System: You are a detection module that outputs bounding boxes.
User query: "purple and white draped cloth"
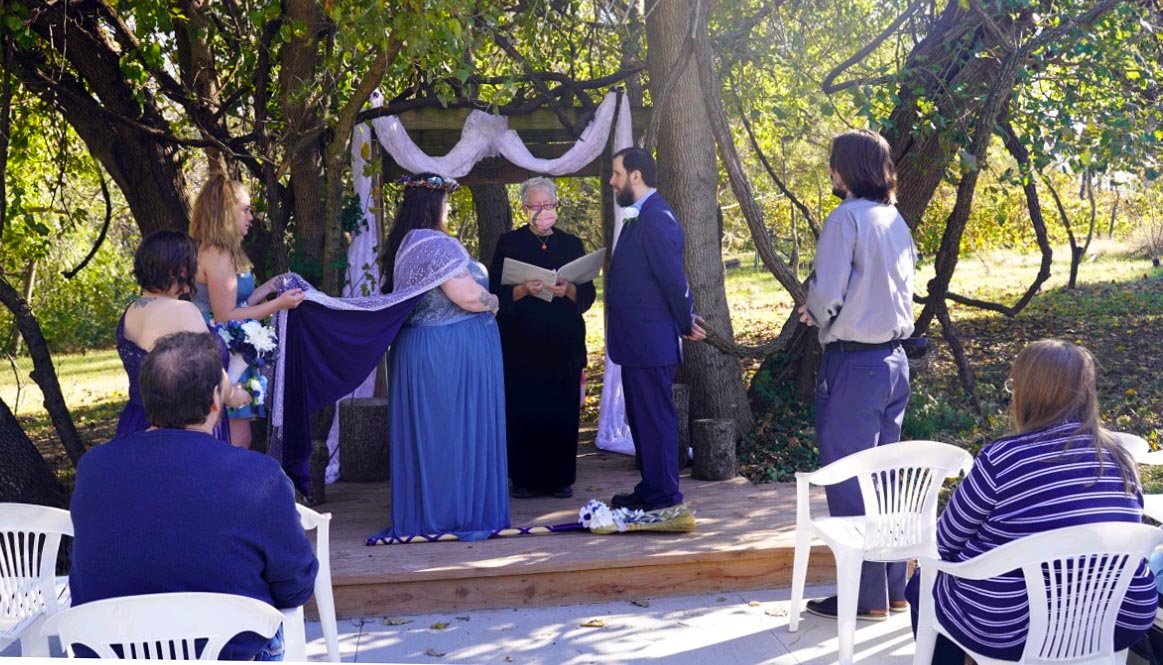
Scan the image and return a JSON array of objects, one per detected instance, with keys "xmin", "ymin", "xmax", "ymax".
[{"xmin": 269, "ymin": 230, "xmax": 471, "ymax": 493}]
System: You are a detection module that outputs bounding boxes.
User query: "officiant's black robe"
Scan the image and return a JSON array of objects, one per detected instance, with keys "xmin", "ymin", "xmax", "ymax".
[{"xmin": 489, "ymin": 228, "xmax": 597, "ymax": 493}]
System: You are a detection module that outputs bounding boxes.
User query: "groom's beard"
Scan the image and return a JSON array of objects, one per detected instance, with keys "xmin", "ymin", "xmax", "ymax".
[
  {"xmin": 615, "ymin": 184, "xmax": 637, "ymax": 208},
  {"xmin": 832, "ymin": 186, "xmax": 848, "ymax": 201}
]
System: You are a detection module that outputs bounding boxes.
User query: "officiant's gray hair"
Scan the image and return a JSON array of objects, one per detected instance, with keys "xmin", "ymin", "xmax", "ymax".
[{"xmin": 519, "ymin": 177, "xmax": 557, "ymax": 204}]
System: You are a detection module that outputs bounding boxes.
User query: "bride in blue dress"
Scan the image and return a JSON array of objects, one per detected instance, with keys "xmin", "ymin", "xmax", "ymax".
[
  {"xmin": 115, "ymin": 231, "xmax": 249, "ymax": 442},
  {"xmin": 373, "ymin": 174, "xmax": 509, "ymax": 542},
  {"xmin": 189, "ymin": 175, "xmax": 305, "ymax": 448}
]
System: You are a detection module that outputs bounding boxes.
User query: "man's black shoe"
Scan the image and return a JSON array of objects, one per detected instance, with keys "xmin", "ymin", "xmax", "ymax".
[
  {"xmin": 551, "ymin": 486, "xmax": 574, "ymax": 499},
  {"xmin": 804, "ymin": 595, "xmax": 887, "ymax": 622},
  {"xmin": 611, "ymin": 493, "xmax": 682, "ymax": 511},
  {"xmin": 611, "ymin": 492, "xmax": 646, "ymax": 509}
]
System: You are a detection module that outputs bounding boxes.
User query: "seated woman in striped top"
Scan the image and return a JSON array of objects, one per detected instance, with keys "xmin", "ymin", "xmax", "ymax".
[{"xmin": 905, "ymin": 339, "xmax": 1155, "ymax": 664}]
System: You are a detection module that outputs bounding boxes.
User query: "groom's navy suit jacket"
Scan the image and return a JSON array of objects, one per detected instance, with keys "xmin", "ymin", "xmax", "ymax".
[{"xmin": 606, "ymin": 192, "xmax": 694, "ymax": 368}]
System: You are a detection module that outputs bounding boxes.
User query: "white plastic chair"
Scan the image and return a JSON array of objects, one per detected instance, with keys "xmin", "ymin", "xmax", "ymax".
[
  {"xmin": 913, "ymin": 522, "xmax": 1163, "ymax": 665},
  {"xmin": 0, "ymin": 503, "xmax": 73, "ymax": 657},
  {"xmin": 282, "ymin": 505, "xmax": 339, "ymax": 663},
  {"xmin": 42, "ymin": 591, "xmax": 283, "ymax": 659},
  {"xmin": 1115, "ymin": 431, "xmax": 1153, "ymax": 464},
  {"xmin": 788, "ymin": 440, "xmax": 973, "ymax": 665}
]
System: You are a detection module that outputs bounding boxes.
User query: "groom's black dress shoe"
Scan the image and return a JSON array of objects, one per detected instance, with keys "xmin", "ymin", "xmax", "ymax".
[
  {"xmin": 611, "ymin": 492, "xmax": 681, "ymax": 511},
  {"xmin": 611, "ymin": 492, "xmax": 641, "ymax": 508}
]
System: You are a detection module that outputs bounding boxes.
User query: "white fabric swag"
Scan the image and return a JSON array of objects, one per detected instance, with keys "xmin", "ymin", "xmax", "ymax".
[{"xmin": 331, "ymin": 90, "xmax": 637, "ymax": 482}]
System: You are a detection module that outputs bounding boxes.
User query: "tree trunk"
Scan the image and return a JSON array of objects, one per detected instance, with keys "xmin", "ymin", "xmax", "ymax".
[
  {"xmin": 0, "ymin": 275, "xmax": 86, "ymax": 466},
  {"xmin": 884, "ymin": 3, "xmax": 1016, "ymax": 229},
  {"xmin": 1068, "ymin": 246, "xmax": 1083, "ymax": 289},
  {"xmin": 0, "ymin": 396, "xmax": 67, "ymax": 508},
  {"xmin": 691, "ymin": 418, "xmax": 736, "ymax": 481},
  {"xmin": 279, "ymin": 0, "xmax": 329, "ymax": 286},
  {"xmin": 174, "ymin": 0, "xmax": 228, "ymax": 176},
  {"xmin": 1107, "ymin": 188, "xmax": 1120, "ymax": 238},
  {"xmin": 471, "ymin": 184, "xmax": 514, "ymax": 265},
  {"xmin": 645, "ymin": 0, "xmax": 752, "ymax": 436}
]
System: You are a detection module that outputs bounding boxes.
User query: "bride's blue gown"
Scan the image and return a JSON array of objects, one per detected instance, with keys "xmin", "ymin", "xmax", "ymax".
[{"xmin": 375, "ymin": 261, "xmax": 509, "ymax": 541}]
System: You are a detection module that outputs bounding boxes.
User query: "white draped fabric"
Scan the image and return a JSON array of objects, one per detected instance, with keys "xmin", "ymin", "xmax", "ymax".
[
  {"xmin": 334, "ymin": 90, "xmax": 637, "ymax": 483},
  {"xmin": 595, "ymin": 98, "xmax": 636, "ymax": 456},
  {"xmin": 369, "ymin": 92, "xmax": 622, "ymax": 178}
]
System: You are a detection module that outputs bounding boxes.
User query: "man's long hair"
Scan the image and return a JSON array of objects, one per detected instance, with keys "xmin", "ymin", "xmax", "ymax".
[{"xmin": 829, "ymin": 130, "xmax": 897, "ymax": 205}]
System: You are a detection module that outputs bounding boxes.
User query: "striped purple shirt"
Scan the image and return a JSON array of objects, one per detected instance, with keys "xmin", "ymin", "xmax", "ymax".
[{"xmin": 934, "ymin": 421, "xmax": 1155, "ymax": 659}]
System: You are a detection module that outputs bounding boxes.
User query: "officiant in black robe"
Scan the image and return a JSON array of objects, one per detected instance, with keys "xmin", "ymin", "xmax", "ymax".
[{"xmin": 488, "ymin": 177, "xmax": 597, "ymax": 499}]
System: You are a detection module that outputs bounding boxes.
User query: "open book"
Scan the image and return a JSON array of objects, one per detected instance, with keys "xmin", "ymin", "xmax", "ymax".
[{"xmin": 501, "ymin": 248, "xmax": 607, "ymax": 303}]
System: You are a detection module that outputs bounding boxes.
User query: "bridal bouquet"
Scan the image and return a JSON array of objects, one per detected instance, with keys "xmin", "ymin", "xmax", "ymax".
[{"xmin": 215, "ymin": 319, "xmax": 278, "ymax": 384}]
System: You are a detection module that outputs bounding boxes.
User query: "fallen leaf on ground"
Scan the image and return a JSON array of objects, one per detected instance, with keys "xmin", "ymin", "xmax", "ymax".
[
  {"xmin": 430, "ymin": 622, "xmax": 449, "ymax": 630},
  {"xmin": 505, "ymin": 658, "xmax": 514, "ymax": 663},
  {"xmin": 747, "ymin": 601, "xmax": 761, "ymax": 607},
  {"xmin": 381, "ymin": 617, "xmax": 413, "ymax": 626},
  {"xmin": 716, "ymin": 597, "xmax": 727, "ymax": 602},
  {"xmin": 631, "ymin": 599, "xmax": 651, "ymax": 608},
  {"xmin": 425, "ymin": 647, "xmax": 446, "ymax": 657},
  {"xmin": 580, "ymin": 618, "xmax": 606, "ymax": 628},
  {"xmin": 456, "ymin": 616, "xmax": 471, "ymax": 622},
  {"xmin": 765, "ymin": 607, "xmax": 788, "ymax": 617}
]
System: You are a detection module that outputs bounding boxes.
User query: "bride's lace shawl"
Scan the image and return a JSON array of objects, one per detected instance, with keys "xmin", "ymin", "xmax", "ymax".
[{"xmin": 268, "ymin": 229, "xmax": 466, "ymax": 483}]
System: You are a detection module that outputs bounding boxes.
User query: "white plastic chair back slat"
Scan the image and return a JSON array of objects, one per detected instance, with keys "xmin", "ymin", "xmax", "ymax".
[
  {"xmin": 860, "ymin": 465, "xmax": 942, "ymax": 553},
  {"xmin": 789, "ymin": 441, "xmax": 973, "ymax": 665},
  {"xmin": 292, "ymin": 504, "xmax": 339, "ymax": 663},
  {"xmin": 0, "ymin": 503, "xmax": 72, "ymax": 657},
  {"xmin": 41, "ymin": 591, "xmax": 284, "ymax": 660},
  {"xmin": 914, "ymin": 522, "xmax": 1163, "ymax": 665},
  {"xmin": 1113, "ymin": 431, "xmax": 1151, "ymax": 464}
]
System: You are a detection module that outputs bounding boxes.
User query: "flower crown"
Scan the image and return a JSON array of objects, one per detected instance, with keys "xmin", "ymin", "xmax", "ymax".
[{"xmin": 401, "ymin": 174, "xmax": 459, "ymax": 192}]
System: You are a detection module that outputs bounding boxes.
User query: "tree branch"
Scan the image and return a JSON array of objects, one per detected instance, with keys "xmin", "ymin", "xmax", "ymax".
[
  {"xmin": 821, "ymin": 0, "xmax": 926, "ymax": 94},
  {"xmin": 488, "ymin": 26, "xmax": 581, "ymax": 138},
  {"xmin": 967, "ymin": 0, "xmax": 1014, "ymax": 51},
  {"xmin": 0, "ymin": 274, "xmax": 86, "ymax": 465},
  {"xmin": 62, "ymin": 168, "xmax": 113, "ymax": 280},
  {"xmin": 732, "ymin": 89, "xmax": 820, "ymax": 239}
]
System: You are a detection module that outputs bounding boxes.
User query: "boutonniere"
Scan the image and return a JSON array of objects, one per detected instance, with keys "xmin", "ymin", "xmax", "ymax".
[{"xmin": 621, "ymin": 207, "xmax": 640, "ymax": 223}]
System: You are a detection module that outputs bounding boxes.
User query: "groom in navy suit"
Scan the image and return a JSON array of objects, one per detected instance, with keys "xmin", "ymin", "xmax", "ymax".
[{"xmin": 606, "ymin": 147, "xmax": 705, "ymax": 511}]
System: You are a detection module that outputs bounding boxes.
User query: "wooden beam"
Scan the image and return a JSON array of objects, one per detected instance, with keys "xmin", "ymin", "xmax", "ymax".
[
  {"xmin": 311, "ymin": 545, "xmax": 836, "ymax": 619},
  {"xmin": 392, "ymin": 106, "xmax": 651, "ymax": 134}
]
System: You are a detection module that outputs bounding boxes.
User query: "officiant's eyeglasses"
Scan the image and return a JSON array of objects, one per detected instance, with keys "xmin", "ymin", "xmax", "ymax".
[{"xmin": 523, "ymin": 202, "xmax": 558, "ymax": 211}]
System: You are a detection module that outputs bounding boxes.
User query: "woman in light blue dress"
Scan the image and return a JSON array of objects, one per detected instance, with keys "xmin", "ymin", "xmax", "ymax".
[
  {"xmin": 189, "ymin": 175, "xmax": 306, "ymax": 448},
  {"xmin": 372, "ymin": 173, "xmax": 510, "ymax": 542}
]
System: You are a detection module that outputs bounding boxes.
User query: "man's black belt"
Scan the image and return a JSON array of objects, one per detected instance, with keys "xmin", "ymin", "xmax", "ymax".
[{"xmin": 824, "ymin": 340, "xmax": 902, "ymax": 353}]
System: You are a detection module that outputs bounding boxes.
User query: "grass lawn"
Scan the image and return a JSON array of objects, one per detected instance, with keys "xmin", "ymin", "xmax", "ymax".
[{"xmin": 6, "ymin": 239, "xmax": 1162, "ymax": 488}]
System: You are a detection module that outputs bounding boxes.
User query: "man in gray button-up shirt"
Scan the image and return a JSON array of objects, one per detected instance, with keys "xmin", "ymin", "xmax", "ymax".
[{"xmin": 799, "ymin": 129, "xmax": 917, "ymax": 623}]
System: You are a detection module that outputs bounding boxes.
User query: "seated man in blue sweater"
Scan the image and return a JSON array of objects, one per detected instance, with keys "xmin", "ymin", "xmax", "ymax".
[{"xmin": 69, "ymin": 331, "xmax": 318, "ymax": 661}]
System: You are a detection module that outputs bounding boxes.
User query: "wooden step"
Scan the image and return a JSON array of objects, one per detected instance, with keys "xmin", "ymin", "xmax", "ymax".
[{"xmin": 314, "ymin": 444, "xmax": 835, "ymax": 619}]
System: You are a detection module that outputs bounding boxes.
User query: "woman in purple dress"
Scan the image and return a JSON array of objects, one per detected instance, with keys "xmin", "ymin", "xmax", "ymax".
[{"xmin": 115, "ymin": 231, "xmax": 250, "ymax": 443}]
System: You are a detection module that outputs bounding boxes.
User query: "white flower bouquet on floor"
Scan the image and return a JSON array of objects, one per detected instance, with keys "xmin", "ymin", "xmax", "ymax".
[{"xmin": 578, "ymin": 499, "xmax": 695, "ymax": 534}]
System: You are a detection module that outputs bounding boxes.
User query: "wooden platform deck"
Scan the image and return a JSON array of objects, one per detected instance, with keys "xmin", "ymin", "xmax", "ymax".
[{"xmin": 316, "ymin": 432, "xmax": 835, "ymax": 619}]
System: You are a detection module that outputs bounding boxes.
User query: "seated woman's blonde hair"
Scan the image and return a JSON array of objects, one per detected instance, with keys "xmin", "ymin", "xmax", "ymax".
[{"xmin": 1009, "ymin": 339, "xmax": 1137, "ymax": 492}]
